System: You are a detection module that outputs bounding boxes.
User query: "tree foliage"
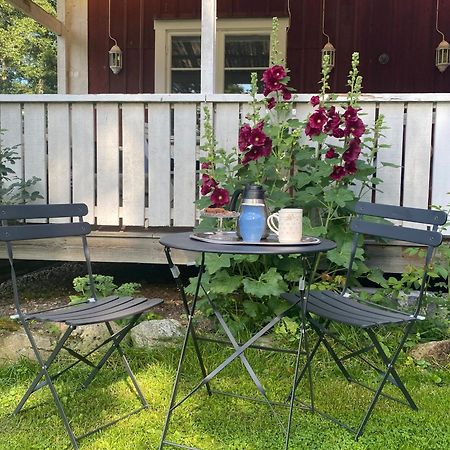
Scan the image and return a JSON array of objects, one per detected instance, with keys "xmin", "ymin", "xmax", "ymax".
[{"xmin": 0, "ymin": 0, "xmax": 57, "ymax": 93}]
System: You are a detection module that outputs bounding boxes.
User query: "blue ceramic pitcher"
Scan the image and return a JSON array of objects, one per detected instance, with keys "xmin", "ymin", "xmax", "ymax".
[
  {"xmin": 238, "ymin": 203, "xmax": 266, "ymax": 242},
  {"xmin": 230, "ymin": 184, "xmax": 270, "ymax": 239}
]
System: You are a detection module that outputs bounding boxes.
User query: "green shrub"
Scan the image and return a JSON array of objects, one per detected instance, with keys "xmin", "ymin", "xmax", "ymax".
[{"xmin": 69, "ymin": 274, "xmax": 140, "ymax": 304}]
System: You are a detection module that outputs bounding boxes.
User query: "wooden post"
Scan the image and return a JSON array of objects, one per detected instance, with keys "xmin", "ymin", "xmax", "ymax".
[
  {"xmin": 201, "ymin": 0, "xmax": 216, "ymax": 94},
  {"xmin": 57, "ymin": 0, "xmax": 89, "ymax": 94}
]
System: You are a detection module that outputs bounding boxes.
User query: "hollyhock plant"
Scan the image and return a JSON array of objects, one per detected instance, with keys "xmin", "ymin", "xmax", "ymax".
[{"xmin": 193, "ymin": 17, "xmax": 388, "ymax": 332}]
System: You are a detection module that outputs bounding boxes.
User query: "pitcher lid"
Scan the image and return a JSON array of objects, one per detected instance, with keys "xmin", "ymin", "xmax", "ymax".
[{"xmin": 243, "ymin": 184, "xmax": 265, "ymax": 200}]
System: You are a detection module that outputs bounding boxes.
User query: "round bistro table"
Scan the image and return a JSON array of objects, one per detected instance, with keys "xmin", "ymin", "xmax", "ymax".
[{"xmin": 158, "ymin": 231, "xmax": 336, "ymax": 450}]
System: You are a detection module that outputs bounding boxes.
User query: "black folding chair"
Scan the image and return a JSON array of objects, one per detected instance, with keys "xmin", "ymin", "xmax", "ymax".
[
  {"xmin": 282, "ymin": 201, "xmax": 447, "ymax": 440},
  {"xmin": 0, "ymin": 203, "xmax": 163, "ymax": 449}
]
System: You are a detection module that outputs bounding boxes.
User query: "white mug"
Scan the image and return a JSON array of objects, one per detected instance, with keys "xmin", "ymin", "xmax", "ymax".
[{"xmin": 267, "ymin": 208, "xmax": 303, "ymax": 243}]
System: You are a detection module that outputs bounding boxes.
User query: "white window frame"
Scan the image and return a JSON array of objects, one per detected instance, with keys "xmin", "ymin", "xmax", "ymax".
[{"xmin": 154, "ymin": 18, "xmax": 289, "ymax": 93}]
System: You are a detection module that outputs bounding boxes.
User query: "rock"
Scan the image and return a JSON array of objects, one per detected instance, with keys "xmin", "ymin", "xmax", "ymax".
[
  {"xmin": 410, "ymin": 340, "xmax": 450, "ymax": 365},
  {"xmin": 69, "ymin": 322, "xmax": 122, "ymax": 354},
  {"xmin": 131, "ymin": 319, "xmax": 183, "ymax": 348},
  {"xmin": 0, "ymin": 330, "xmax": 55, "ymax": 363}
]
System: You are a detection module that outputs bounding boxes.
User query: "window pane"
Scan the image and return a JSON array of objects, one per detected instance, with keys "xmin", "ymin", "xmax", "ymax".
[
  {"xmin": 171, "ymin": 70, "xmax": 200, "ymax": 93},
  {"xmin": 224, "ymin": 35, "xmax": 270, "ymax": 69},
  {"xmin": 172, "ymin": 36, "xmax": 201, "ymax": 68},
  {"xmin": 224, "ymin": 69, "xmax": 265, "ymax": 94}
]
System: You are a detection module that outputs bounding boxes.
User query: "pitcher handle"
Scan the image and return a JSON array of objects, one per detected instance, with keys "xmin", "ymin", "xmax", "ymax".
[{"xmin": 229, "ymin": 188, "xmax": 243, "ymax": 211}]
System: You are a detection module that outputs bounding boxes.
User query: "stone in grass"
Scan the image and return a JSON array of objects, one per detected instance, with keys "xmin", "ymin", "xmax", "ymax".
[
  {"xmin": 410, "ymin": 339, "xmax": 450, "ymax": 366},
  {"xmin": 131, "ymin": 319, "xmax": 183, "ymax": 349},
  {"xmin": 69, "ymin": 322, "xmax": 122, "ymax": 354},
  {"xmin": 0, "ymin": 330, "xmax": 55, "ymax": 363}
]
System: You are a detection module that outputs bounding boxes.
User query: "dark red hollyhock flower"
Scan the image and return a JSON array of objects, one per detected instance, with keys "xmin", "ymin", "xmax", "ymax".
[
  {"xmin": 343, "ymin": 138, "xmax": 361, "ymax": 162},
  {"xmin": 330, "ymin": 165, "xmax": 347, "ymax": 181},
  {"xmin": 332, "ymin": 127, "xmax": 345, "ymax": 138},
  {"xmin": 262, "ymin": 65, "xmax": 287, "ymax": 93},
  {"xmin": 345, "ymin": 116, "xmax": 365, "ymax": 138},
  {"xmin": 281, "ymin": 87, "xmax": 292, "ymax": 101},
  {"xmin": 267, "ymin": 97, "xmax": 276, "ymax": 109},
  {"xmin": 324, "ymin": 106, "xmax": 342, "ymax": 135},
  {"xmin": 325, "ymin": 148, "xmax": 337, "ymax": 159},
  {"xmin": 305, "ymin": 107, "xmax": 328, "ymax": 136},
  {"xmin": 269, "ymin": 65, "xmax": 287, "ymax": 81},
  {"xmin": 344, "ymin": 160, "xmax": 357, "ymax": 174},
  {"xmin": 255, "ymin": 120, "xmax": 265, "ymax": 131},
  {"xmin": 201, "ymin": 174, "xmax": 218, "ymax": 195},
  {"xmin": 343, "ymin": 105, "xmax": 359, "ymax": 120},
  {"xmin": 238, "ymin": 123, "xmax": 252, "ymax": 151},
  {"xmin": 211, "ymin": 187, "xmax": 230, "ymax": 208},
  {"xmin": 263, "ymin": 65, "xmax": 286, "ymax": 83},
  {"xmin": 310, "ymin": 95, "xmax": 320, "ymax": 107},
  {"xmin": 250, "ymin": 126, "xmax": 267, "ymax": 146},
  {"xmin": 201, "ymin": 162, "xmax": 211, "ymax": 169},
  {"xmin": 241, "ymin": 145, "xmax": 268, "ymax": 165},
  {"xmin": 263, "ymin": 86, "xmax": 272, "ymax": 97},
  {"xmin": 259, "ymin": 138, "xmax": 272, "ymax": 157}
]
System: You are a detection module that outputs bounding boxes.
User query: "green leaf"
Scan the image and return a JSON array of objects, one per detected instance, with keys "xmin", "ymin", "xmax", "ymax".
[
  {"xmin": 209, "ymin": 270, "xmax": 243, "ymax": 295},
  {"xmin": 243, "ymin": 300, "xmax": 260, "ymax": 318},
  {"xmin": 243, "ymin": 267, "xmax": 288, "ymax": 298},
  {"xmin": 323, "ymin": 187, "xmax": 355, "ymax": 208},
  {"xmin": 205, "ymin": 253, "xmax": 232, "ymax": 274}
]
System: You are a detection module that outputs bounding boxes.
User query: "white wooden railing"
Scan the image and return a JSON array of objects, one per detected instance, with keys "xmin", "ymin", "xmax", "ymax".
[{"xmin": 0, "ymin": 93, "xmax": 449, "ymax": 233}]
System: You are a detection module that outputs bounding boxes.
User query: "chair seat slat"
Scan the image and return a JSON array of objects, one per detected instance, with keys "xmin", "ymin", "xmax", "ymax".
[
  {"xmin": 36, "ymin": 297, "xmax": 137, "ymax": 322},
  {"xmin": 69, "ymin": 298, "xmax": 163, "ymax": 326},
  {"xmin": 27, "ymin": 296, "xmax": 122, "ymax": 321}
]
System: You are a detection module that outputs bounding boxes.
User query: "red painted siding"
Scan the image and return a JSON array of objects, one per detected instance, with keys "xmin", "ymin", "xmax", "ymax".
[{"xmin": 88, "ymin": 0, "xmax": 450, "ymax": 94}]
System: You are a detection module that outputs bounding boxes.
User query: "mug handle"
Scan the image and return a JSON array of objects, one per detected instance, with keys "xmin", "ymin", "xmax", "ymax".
[{"xmin": 267, "ymin": 213, "xmax": 279, "ymax": 235}]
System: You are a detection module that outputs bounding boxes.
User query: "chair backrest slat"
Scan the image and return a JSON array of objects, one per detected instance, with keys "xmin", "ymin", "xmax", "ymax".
[
  {"xmin": 355, "ymin": 201, "xmax": 447, "ymax": 226},
  {"xmin": 350, "ymin": 218, "xmax": 443, "ymax": 247},
  {"xmin": 0, "ymin": 222, "xmax": 91, "ymax": 241},
  {"xmin": 0, "ymin": 203, "xmax": 88, "ymax": 220}
]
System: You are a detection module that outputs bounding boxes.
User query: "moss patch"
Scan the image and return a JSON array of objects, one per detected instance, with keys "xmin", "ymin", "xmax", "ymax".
[{"xmin": 0, "ymin": 317, "xmax": 20, "ymax": 332}]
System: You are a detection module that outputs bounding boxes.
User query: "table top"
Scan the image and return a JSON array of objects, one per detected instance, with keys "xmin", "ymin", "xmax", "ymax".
[{"xmin": 160, "ymin": 231, "xmax": 336, "ymax": 255}]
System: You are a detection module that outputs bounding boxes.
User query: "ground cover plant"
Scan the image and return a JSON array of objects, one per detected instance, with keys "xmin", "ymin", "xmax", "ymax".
[{"xmin": 0, "ymin": 342, "xmax": 449, "ymax": 449}]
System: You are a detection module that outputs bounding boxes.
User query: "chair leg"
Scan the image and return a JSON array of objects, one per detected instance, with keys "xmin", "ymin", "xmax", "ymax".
[
  {"xmin": 81, "ymin": 317, "xmax": 139, "ymax": 389},
  {"xmin": 310, "ymin": 322, "xmax": 352, "ymax": 382},
  {"xmin": 14, "ymin": 321, "xmax": 80, "ymax": 449},
  {"xmin": 285, "ymin": 310, "xmax": 309, "ymax": 450},
  {"xmin": 14, "ymin": 325, "xmax": 74, "ymax": 414},
  {"xmin": 105, "ymin": 320, "xmax": 148, "ymax": 407},
  {"xmin": 355, "ymin": 325, "xmax": 415, "ymax": 440}
]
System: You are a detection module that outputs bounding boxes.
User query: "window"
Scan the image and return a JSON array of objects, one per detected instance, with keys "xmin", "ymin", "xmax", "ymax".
[{"xmin": 154, "ymin": 18, "xmax": 288, "ymax": 93}]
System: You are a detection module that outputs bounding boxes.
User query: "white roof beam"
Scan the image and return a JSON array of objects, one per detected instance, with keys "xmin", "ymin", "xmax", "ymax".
[{"xmin": 6, "ymin": 0, "xmax": 64, "ymax": 36}]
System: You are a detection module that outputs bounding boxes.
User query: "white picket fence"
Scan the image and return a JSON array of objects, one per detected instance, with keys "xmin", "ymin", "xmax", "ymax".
[{"xmin": 0, "ymin": 93, "xmax": 449, "ymax": 234}]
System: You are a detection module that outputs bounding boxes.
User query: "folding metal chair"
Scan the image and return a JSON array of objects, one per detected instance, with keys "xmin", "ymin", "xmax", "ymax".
[
  {"xmin": 0, "ymin": 203, "xmax": 163, "ymax": 449},
  {"xmin": 282, "ymin": 201, "xmax": 447, "ymax": 440}
]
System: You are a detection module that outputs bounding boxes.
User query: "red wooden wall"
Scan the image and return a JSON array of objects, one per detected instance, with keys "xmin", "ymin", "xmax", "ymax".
[{"xmin": 88, "ymin": 0, "xmax": 450, "ymax": 94}]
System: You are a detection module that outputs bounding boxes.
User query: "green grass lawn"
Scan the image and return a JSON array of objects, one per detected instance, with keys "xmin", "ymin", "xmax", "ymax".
[{"xmin": 0, "ymin": 341, "xmax": 449, "ymax": 450}]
